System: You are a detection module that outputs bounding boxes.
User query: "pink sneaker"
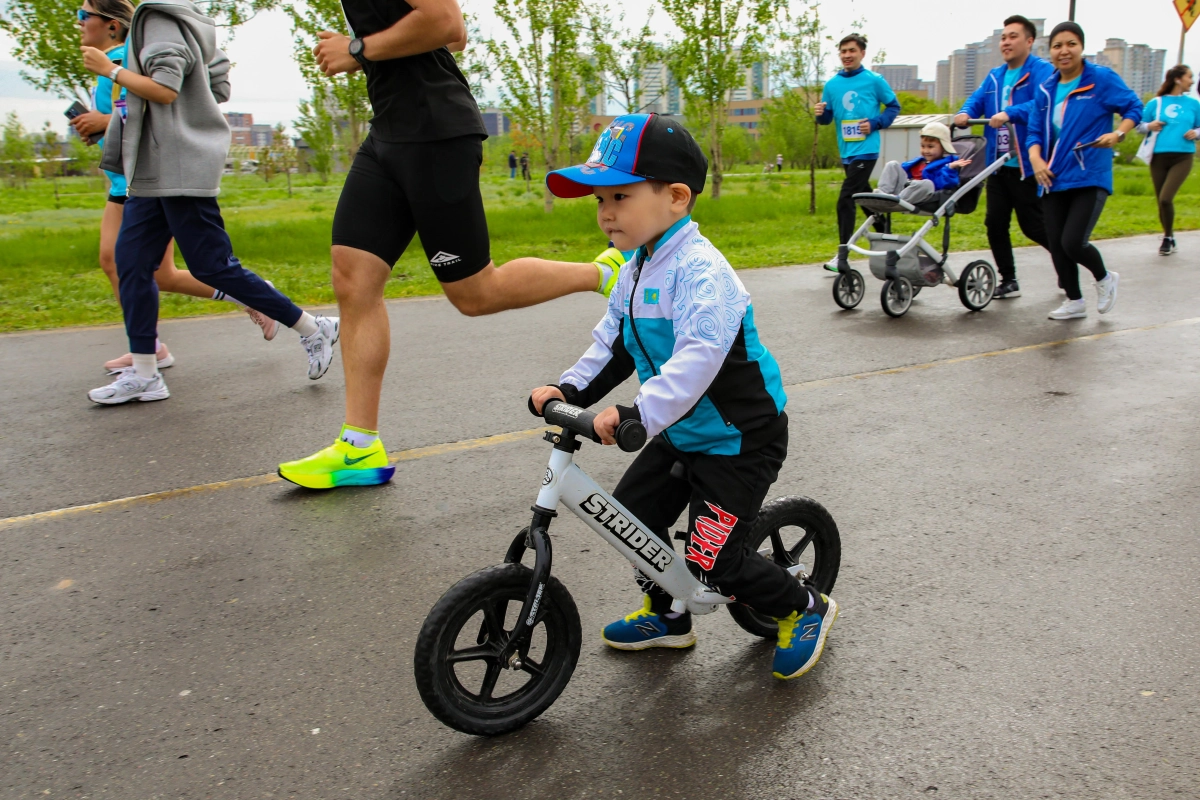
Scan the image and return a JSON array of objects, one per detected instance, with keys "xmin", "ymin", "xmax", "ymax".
[
  {"xmin": 246, "ymin": 306, "xmax": 279, "ymax": 340},
  {"xmin": 104, "ymin": 343, "xmax": 175, "ymax": 372}
]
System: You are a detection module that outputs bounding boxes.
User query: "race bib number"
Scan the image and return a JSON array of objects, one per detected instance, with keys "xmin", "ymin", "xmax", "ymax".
[
  {"xmin": 841, "ymin": 119, "xmax": 866, "ymax": 142},
  {"xmin": 995, "ymin": 126, "xmax": 1011, "ymax": 154}
]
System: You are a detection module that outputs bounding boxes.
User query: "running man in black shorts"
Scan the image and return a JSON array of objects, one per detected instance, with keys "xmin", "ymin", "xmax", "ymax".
[{"xmin": 278, "ymin": 0, "xmax": 625, "ymax": 489}]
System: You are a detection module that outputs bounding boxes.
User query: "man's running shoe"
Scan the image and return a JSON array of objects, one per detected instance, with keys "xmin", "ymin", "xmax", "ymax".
[
  {"xmin": 593, "ymin": 247, "xmax": 626, "ymax": 297},
  {"xmin": 823, "ymin": 257, "xmax": 840, "ymax": 273},
  {"xmin": 1048, "ymin": 298, "xmax": 1087, "ymax": 320},
  {"xmin": 1159, "ymin": 237, "xmax": 1177, "ymax": 256},
  {"xmin": 601, "ymin": 595, "xmax": 696, "ymax": 651},
  {"xmin": 105, "ymin": 342, "xmax": 174, "ymax": 373},
  {"xmin": 277, "ymin": 438, "xmax": 395, "ymax": 489},
  {"xmin": 301, "ymin": 315, "xmax": 340, "ymax": 380},
  {"xmin": 772, "ymin": 593, "xmax": 838, "ymax": 680},
  {"xmin": 88, "ymin": 371, "xmax": 169, "ymax": 405},
  {"xmin": 1096, "ymin": 271, "xmax": 1119, "ymax": 315},
  {"xmin": 994, "ymin": 278, "xmax": 1021, "ymax": 299}
]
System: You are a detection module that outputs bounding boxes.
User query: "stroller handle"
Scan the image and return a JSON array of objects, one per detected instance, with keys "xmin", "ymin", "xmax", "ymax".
[{"xmin": 955, "ymin": 118, "xmax": 1018, "ymax": 159}]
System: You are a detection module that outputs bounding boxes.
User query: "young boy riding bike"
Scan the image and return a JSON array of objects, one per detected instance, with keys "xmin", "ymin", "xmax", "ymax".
[{"xmin": 529, "ymin": 113, "xmax": 837, "ymax": 680}]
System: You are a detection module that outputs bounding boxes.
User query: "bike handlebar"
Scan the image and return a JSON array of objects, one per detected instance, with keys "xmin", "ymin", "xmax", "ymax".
[{"xmin": 536, "ymin": 398, "xmax": 647, "ymax": 453}]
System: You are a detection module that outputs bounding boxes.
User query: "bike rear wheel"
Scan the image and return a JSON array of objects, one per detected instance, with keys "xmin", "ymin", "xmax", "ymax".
[
  {"xmin": 727, "ymin": 496, "xmax": 842, "ymax": 639},
  {"xmin": 414, "ymin": 563, "xmax": 581, "ymax": 736}
]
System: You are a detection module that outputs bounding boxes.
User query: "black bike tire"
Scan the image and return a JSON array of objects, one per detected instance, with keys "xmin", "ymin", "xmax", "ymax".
[
  {"xmin": 413, "ymin": 563, "xmax": 582, "ymax": 736},
  {"xmin": 726, "ymin": 496, "xmax": 842, "ymax": 640}
]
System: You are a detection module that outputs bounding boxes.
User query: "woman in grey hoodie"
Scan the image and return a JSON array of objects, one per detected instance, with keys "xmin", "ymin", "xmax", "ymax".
[{"xmin": 85, "ymin": 0, "xmax": 339, "ymax": 405}]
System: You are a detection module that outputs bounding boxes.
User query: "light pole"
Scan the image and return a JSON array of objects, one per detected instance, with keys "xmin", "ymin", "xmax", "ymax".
[{"xmin": 1068, "ymin": 0, "xmax": 1076, "ymax": 21}]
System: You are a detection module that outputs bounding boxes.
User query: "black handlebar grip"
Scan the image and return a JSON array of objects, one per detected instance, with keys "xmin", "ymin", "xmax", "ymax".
[
  {"xmin": 542, "ymin": 399, "xmax": 602, "ymax": 443},
  {"xmin": 615, "ymin": 419, "xmax": 647, "ymax": 453}
]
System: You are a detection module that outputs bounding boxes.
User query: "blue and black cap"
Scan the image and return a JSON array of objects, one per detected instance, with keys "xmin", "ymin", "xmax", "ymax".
[{"xmin": 546, "ymin": 113, "xmax": 709, "ymax": 199}]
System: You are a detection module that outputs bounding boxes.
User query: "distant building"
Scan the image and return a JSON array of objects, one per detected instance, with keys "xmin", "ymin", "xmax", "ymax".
[
  {"xmin": 934, "ymin": 18, "xmax": 1049, "ymax": 106},
  {"xmin": 479, "ymin": 107, "xmax": 511, "ymax": 137},
  {"xmin": 1094, "ymin": 39, "xmax": 1166, "ymax": 98},
  {"xmin": 224, "ymin": 111, "xmax": 252, "ymax": 128},
  {"xmin": 873, "ymin": 65, "xmax": 921, "ymax": 92},
  {"xmin": 727, "ymin": 53, "xmax": 768, "ymax": 101},
  {"xmin": 636, "ymin": 62, "xmax": 683, "ymax": 115},
  {"xmin": 224, "ymin": 112, "xmax": 275, "ymax": 147}
]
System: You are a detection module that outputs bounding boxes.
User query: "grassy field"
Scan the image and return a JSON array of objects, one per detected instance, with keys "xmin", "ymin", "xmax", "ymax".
[{"xmin": 2, "ymin": 162, "xmax": 1198, "ymax": 332}]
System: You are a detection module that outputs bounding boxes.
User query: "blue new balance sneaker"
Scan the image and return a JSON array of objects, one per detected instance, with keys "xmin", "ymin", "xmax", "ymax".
[
  {"xmin": 772, "ymin": 593, "xmax": 838, "ymax": 680},
  {"xmin": 601, "ymin": 595, "xmax": 696, "ymax": 651}
]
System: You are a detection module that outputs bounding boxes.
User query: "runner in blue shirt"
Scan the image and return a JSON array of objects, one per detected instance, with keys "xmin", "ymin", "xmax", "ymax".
[
  {"xmin": 1137, "ymin": 65, "xmax": 1200, "ymax": 255},
  {"xmin": 815, "ymin": 33, "xmax": 900, "ymax": 270},
  {"xmin": 955, "ymin": 15, "xmax": 1055, "ymax": 299}
]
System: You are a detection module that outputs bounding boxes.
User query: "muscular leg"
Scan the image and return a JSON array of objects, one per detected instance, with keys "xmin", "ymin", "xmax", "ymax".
[
  {"xmin": 440, "ymin": 257, "xmax": 601, "ymax": 318},
  {"xmin": 333, "ymin": 245, "xmax": 391, "ymax": 431}
]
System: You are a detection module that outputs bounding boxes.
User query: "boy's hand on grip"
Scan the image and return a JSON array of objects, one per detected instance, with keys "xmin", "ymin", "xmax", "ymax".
[
  {"xmin": 530, "ymin": 385, "xmax": 564, "ymax": 415},
  {"xmin": 593, "ymin": 406, "xmax": 620, "ymax": 446}
]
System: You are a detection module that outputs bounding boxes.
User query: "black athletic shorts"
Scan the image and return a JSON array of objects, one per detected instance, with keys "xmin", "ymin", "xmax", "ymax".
[{"xmin": 332, "ymin": 132, "xmax": 491, "ymax": 283}]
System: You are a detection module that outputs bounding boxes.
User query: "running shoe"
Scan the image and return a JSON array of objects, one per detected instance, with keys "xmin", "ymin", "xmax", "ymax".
[
  {"xmin": 823, "ymin": 257, "xmax": 840, "ymax": 273},
  {"xmin": 246, "ymin": 281, "xmax": 280, "ymax": 340},
  {"xmin": 601, "ymin": 595, "xmax": 696, "ymax": 651},
  {"xmin": 1159, "ymin": 237, "xmax": 1176, "ymax": 256},
  {"xmin": 593, "ymin": 247, "xmax": 626, "ymax": 297},
  {"xmin": 88, "ymin": 371, "xmax": 169, "ymax": 405},
  {"xmin": 772, "ymin": 592, "xmax": 838, "ymax": 680},
  {"xmin": 1096, "ymin": 271, "xmax": 1119, "ymax": 315},
  {"xmin": 301, "ymin": 315, "xmax": 340, "ymax": 380},
  {"xmin": 1048, "ymin": 298, "xmax": 1087, "ymax": 320},
  {"xmin": 105, "ymin": 342, "xmax": 174, "ymax": 373},
  {"xmin": 994, "ymin": 279, "xmax": 1021, "ymax": 299},
  {"xmin": 277, "ymin": 438, "xmax": 395, "ymax": 489}
]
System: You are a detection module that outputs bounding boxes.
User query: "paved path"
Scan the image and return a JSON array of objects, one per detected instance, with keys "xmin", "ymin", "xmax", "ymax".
[{"xmin": 2, "ymin": 234, "xmax": 1198, "ymax": 799}]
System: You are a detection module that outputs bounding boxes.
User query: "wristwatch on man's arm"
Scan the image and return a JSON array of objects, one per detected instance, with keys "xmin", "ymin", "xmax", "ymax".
[{"xmin": 349, "ymin": 37, "xmax": 370, "ymax": 69}]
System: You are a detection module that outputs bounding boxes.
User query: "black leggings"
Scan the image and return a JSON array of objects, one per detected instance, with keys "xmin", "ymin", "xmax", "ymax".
[
  {"xmin": 1043, "ymin": 187, "xmax": 1108, "ymax": 301},
  {"xmin": 1149, "ymin": 152, "xmax": 1193, "ymax": 237}
]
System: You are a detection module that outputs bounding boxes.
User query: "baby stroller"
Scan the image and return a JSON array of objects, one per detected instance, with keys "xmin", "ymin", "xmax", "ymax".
[{"xmin": 830, "ymin": 119, "xmax": 1017, "ymax": 317}]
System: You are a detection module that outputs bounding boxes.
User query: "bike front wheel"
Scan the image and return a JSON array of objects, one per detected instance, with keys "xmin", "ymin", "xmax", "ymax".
[
  {"xmin": 727, "ymin": 496, "xmax": 842, "ymax": 639},
  {"xmin": 413, "ymin": 563, "xmax": 582, "ymax": 736}
]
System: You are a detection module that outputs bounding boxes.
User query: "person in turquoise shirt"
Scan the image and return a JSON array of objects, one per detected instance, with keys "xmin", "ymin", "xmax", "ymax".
[
  {"xmin": 70, "ymin": 0, "xmax": 277, "ymax": 371},
  {"xmin": 815, "ymin": 33, "xmax": 900, "ymax": 269},
  {"xmin": 1138, "ymin": 65, "xmax": 1200, "ymax": 255}
]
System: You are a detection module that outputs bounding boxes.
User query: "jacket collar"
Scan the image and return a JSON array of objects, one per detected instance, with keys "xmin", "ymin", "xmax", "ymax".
[
  {"xmin": 637, "ymin": 216, "xmax": 694, "ymax": 270},
  {"xmin": 839, "ymin": 65, "xmax": 867, "ymax": 78}
]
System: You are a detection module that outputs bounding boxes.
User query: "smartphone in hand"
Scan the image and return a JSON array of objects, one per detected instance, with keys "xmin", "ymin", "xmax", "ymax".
[{"xmin": 65, "ymin": 100, "xmax": 103, "ymax": 144}]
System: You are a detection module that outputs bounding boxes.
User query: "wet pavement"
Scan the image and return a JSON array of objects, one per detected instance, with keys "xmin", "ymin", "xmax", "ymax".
[{"xmin": 2, "ymin": 233, "xmax": 1198, "ymax": 799}]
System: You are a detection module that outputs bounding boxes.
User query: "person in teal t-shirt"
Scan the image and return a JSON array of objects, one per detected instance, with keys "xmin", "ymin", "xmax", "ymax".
[
  {"xmin": 1139, "ymin": 65, "xmax": 1200, "ymax": 255},
  {"xmin": 815, "ymin": 33, "xmax": 900, "ymax": 269}
]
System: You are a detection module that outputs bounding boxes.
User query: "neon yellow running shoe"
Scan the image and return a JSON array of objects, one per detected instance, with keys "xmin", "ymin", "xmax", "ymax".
[
  {"xmin": 593, "ymin": 247, "xmax": 626, "ymax": 297},
  {"xmin": 277, "ymin": 438, "xmax": 395, "ymax": 490}
]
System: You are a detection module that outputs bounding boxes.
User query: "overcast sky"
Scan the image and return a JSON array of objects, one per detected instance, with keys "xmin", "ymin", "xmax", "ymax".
[{"xmin": 2, "ymin": 0, "xmax": 1197, "ymax": 136}]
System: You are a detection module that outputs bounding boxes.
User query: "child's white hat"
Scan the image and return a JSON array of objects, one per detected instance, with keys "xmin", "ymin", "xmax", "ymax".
[{"xmin": 919, "ymin": 121, "xmax": 957, "ymax": 155}]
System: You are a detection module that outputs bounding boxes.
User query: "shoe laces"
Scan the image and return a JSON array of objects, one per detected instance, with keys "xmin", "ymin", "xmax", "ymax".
[
  {"xmin": 623, "ymin": 595, "xmax": 656, "ymax": 623},
  {"xmin": 776, "ymin": 610, "xmax": 802, "ymax": 648}
]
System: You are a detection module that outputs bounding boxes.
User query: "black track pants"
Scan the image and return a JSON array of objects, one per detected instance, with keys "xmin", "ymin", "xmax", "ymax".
[
  {"xmin": 837, "ymin": 159, "xmax": 883, "ymax": 245},
  {"xmin": 984, "ymin": 169, "xmax": 1050, "ymax": 281},
  {"xmin": 1043, "ymin": 187, "xmax": 1109, "ymax": 301},
  {"xmin": 611, "ymin": 431, "xmax": 809, "ymax": 619},
  {"xmin": 1149, "ymin": 152, "xmax": 1193, "ymax": 237}
]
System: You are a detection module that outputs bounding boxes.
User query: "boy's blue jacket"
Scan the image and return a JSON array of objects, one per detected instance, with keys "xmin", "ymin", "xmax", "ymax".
[
  {"xmin": 900, "ymin": 154, "xmax": 960, "ymax": 191},
  {"xmin": 957, "ymin": 55, "xmax": 1055, "ymax": 177},
  {"xmin": 1025, "ymin": 61, "xmax": 1142, "ymax": 195},
  {"xmin": 557, "ymin": 217, "xmax": 787, "ymax": 456}
]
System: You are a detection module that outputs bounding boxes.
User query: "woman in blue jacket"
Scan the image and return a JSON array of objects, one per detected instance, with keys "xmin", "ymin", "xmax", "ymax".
[
  {"xmin": 1026, "ymin": 22, "xmax": 1141, "ymax": 320},
  {"xmin": 1139, "ymin": 65, "xmax": 1200, "ymax": 256}
]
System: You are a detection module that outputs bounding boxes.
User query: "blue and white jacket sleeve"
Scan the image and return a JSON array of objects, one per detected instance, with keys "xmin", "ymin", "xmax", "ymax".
[
  {"xmin": 635, "ymin": 256, "xmax": 748, "ymax": 437},
  {"xmin": 958, "ymin": 81, "xmax": 987, "ymax": 119},
  {"xmin": 558, "ymin": 283, "xmax": 636, "ymax": 410}
]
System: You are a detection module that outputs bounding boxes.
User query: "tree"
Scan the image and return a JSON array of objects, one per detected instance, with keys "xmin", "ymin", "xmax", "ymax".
[
  {"xmin": 588, "ymin": 8, "xmax": 662, "ymax": 114},
  {"xmin": 721, "ymin": 124, "xmax": 755, "ymax": 167},
  {"xmin": 487, "ymin": 0, "xmax": 601, "ymax": 212},
  {"xmin": 770, "ymin": 0, "xmax": 833, "ymax": 213},
  {"xmin": 285, "ymin": 0, "xmax": 371, "ymax": 162},
  {"xmin": 67, "ymin": 131, "xmax": 101, "ymax": 177},
  {"xmin": 294, "ymin": 88, "xmax": 337, "ymax": 182},
  {"xmin": 2, "ymin": 112, "xmax": 36, "ymax": 188},
  {"xmin": 660, "ymin": 0, "xmax": 785, "ymax": 199}
]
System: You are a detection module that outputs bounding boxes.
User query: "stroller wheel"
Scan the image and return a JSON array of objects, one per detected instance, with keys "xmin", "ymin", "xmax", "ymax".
[
  {"xmin": 910, "ymin": 284, "xmax": 923, "ymax": 297},
  {"xmin": 881, "ymin": 277, "xmax": 913, "ymax": 317},
  {"xmin": 958, "ymin": 260, "xmax": 997, "ymax": 311},
  {"xmin": 832, "ymin": 268, "xmax": 865, "ymax": 309}
]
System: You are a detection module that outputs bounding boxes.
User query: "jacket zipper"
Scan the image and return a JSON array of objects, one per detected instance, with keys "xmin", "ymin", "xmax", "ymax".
[{"xmin": 627, "ymin": 254, "xmax": 676, "ymax": 447}]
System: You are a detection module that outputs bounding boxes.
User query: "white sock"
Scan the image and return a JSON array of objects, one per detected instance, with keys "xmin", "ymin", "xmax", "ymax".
[
  {"xmin": 132, "ymin": 353, "xmax": 157, "ymax": 380},
  {"xmin": 292, "ymin": 312, "xmax": 319, "ymax": 338},
  {"xmin": 340, "ymin": 424, "xmax": 379, "ymax": 449},
  {"xmin": 212, "ymin": 289, "xmax": 246, "ymax": 307}
]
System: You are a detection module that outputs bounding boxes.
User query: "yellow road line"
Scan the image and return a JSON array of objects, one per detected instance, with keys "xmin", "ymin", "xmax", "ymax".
[{"xmin": 3, "ymin": 316, "xmax": 1197, "ymax": 531}]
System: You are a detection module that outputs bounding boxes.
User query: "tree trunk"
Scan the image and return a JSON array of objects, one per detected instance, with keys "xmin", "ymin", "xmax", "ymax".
[
  {"xmin": 710, "ymin": 115, "xmax": 723, "ymax": 200},
  {"xmin": 809, "ymin": 117, "xmax": 819, "ymax": 215}
]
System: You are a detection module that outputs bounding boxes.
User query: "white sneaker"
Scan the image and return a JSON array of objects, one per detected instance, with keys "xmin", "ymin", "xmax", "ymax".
[
  {"xmin": 1048, "ymin": 298, "xmax": 1087, "ymax": 320},
  {"xmin": 823, "ymin": 257, "xmax": 840, "ymax": 273},
  {"xmin": 88, "ymin": 371, "xmax": 170, "ymax": 405},
  {"xmin": 245, "ymin": 280, "xmax": 280, "ymax": 341},
  {"xmin": 1096, "ymin": 271, "xmax": 1119, "ymax": 315},
  {"xmin": 301, "ymin": 315, "xmax": 340, "ymax": 380}
]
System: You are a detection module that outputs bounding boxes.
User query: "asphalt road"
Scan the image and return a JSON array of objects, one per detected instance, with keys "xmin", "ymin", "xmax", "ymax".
[{"xmin": 2, "ymin": 233, "xmax": 1198, "ymax": 799}]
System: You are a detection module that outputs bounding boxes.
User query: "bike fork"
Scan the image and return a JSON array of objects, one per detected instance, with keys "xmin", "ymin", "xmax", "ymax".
[{"xmin": 499, "ymin": 505, "xmax": 556, "ymax": 665}]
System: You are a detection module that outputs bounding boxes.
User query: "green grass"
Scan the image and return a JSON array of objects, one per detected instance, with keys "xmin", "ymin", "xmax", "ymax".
[{"xmin": 2, "ymin": 163, "xmax": 1198, "ymax": 332}]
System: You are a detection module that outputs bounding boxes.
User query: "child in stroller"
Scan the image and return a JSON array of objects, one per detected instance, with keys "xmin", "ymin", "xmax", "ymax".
[
  {"xmin": 876, "ymin": 122, "xmax": 972, "ymax": 206},
  {"xmin": 829, "ymin": 118, "xmax": 1016, "ymax": 317}
]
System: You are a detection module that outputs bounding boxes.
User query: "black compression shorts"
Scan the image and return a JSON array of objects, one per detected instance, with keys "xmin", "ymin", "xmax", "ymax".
[{"xmin": 332, "ymin": 133, "xmax": 491, "ymax": 283}]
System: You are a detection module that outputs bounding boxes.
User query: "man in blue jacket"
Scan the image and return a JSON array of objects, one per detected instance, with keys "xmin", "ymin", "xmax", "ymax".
[
  {"xmin": 815, "ymin": 33, "xmax": 900, "ymax": 270},
  {"xmin": 955, "ymin": 15, "xmax": 1054, "ymax": 299}
]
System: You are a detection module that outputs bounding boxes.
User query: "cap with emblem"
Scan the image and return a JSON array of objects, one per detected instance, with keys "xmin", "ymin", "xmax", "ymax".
[{"xmin": 546, "ymin": 113, "xmax": 709, "ymax": 199}]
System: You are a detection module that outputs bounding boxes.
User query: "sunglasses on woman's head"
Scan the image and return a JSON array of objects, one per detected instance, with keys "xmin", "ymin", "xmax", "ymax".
[{"xmin": 77, "ymin": 9, "xmax": 111, "ymax": 22}]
